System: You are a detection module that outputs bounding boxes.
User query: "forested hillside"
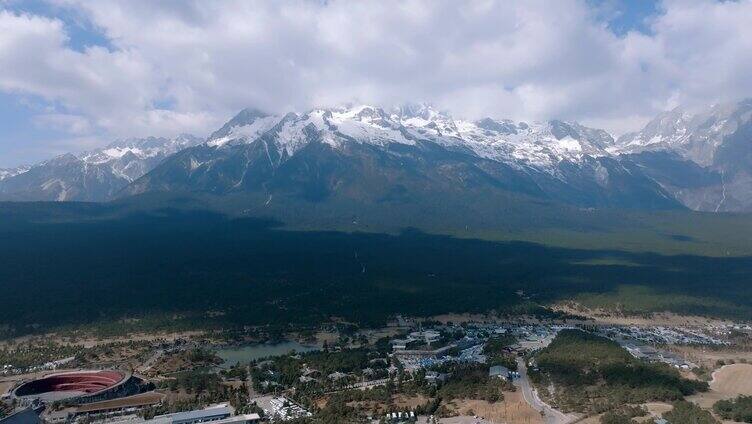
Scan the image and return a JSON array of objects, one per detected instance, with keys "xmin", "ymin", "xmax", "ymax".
[
  {"xmin": 1, "ymin": 201, "xmax": 752, "ymax": 337},
  {"xmin": 530, "ymin": 330, "xmax": 707, "ymax": 414}
]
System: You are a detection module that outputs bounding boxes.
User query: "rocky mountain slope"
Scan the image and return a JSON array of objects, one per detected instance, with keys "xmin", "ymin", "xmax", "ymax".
[
  {"xmin": 3, "ymin": 100, "xmax": 752, "ymax": 212},
  {"xmin": 124, "ymin": 104, "xmax": 680, "ymax": 211},
  {"xmin": 0, "ymin": 135, "xmax": 202, "ymax": 201},
  {"xmin": 613, "ymin": 99, "xmax": 752, "ymax": 211},
  {"xmin": 0, "ymin": 166, "xmax": 30, "ymax": 181}
]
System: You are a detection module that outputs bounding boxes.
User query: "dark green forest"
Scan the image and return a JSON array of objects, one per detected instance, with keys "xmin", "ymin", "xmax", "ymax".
[
  {"xmin": 1, "ymin": 201, "xmax": 752, "ymax": 336},
  {"xmin": 530, "ymin": 330, "xmax": 708, "ymax": 414}
]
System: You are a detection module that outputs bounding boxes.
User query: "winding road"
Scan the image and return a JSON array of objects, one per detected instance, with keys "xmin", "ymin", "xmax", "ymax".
[{"xmin": 515, "ymin": 357, "xmax": 579, "ymax": 424}]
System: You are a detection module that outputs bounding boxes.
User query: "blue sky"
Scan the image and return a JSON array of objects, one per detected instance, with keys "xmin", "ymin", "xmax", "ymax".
[
  {"xmin": 589, "ymin": 0, "xmax": 660, "ymax": 36},
  {"xmin": 1, "ymin": 0, "xmax": 750, "ymax": 168},
  {"xmin": 2, "ymin": 0, "xmax": 112, "ymax": 51},
  {"xmin": 0, "ymin": 0, "xmax": 113, "ymax": 166}
]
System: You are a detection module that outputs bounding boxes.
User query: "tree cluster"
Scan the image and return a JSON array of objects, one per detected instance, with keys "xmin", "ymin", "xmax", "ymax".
[
  {"xmin": 714, "ymin": 395, "xmax": 752, "ymax": 422},
  {"xmin": 531, "ymin": 330, "xmax": 707, "ymax": 414},
  {"xmin": 663, "ymin": 401, "xmax": 718, "ymax": 424}
]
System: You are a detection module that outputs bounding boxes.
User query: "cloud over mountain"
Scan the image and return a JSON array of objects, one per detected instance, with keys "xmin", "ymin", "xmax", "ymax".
[{"xmin": 1, "ymin": 0, "xmax": 751, "ymax": 165}]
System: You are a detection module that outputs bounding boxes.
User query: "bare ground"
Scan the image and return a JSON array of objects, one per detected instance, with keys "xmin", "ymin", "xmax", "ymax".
[{"xmin": 448, "ymin": 391, "xmax": 544, "ymax": 424}]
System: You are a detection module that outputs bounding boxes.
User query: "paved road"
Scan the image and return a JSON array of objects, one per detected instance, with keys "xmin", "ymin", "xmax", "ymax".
[{"xmin": 516, "ymin": 357, "xmax": 578, "ymax": 424}]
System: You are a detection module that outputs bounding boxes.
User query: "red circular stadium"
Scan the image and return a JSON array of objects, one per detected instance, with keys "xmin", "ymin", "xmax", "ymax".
[{"xmin": 13, "ymin": 370, "xmax": 129, "ymax": 402}]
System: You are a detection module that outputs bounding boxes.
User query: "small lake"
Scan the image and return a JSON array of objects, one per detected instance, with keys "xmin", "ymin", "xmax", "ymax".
[{"xmin": 216, "ymin": 341, "xmax": 320, "ymax": 368}]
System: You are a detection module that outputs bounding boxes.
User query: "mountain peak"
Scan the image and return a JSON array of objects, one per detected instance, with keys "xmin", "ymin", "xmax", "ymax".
[
  {"xmin": 199, "ymin": 104, "xmax": 623, "ymax": 171},
  {"xmin": 234, "ymin": 107, "xmax": 271, "ymax": 121},
  {"xmin": 175, "ymin": 133, "xmax": 203, "ymax": 143},
  {"xmin": 0, "ymin": 134, "xmax": 205, "ymax": 202},
  {"xmin": 395, "ymin": 102, "xmax": 446, "ymax": 119},
  {"xmin": 207, "ymin": 107, "xmax": 275, "ymax": 145},
  {"xmin": 0, "ymin": 165, "xmax": 30, "ymax": 181},
  {"xmin": 2, "ymin": 100, "xmax": 749, "ymax": 211},
  {"xmin": 475, "ymin": 118, "xmax": 519, "ymax": 135},
  {"xmin": 613, "ymin": 98, "xmax": 752, "ymax": 166},
  {"xmin": 44, "ymin": 153, "xmax": 81, "ymax": 166}
]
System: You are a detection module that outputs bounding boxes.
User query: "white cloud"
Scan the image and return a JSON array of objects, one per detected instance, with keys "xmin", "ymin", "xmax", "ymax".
[
  {"xmin": 0, "ymin": 0, "xmax": 751, "ymax": 155},
  {"xmin": 33, "ymin": 113, "xmax": 92, "ymax": 134}
]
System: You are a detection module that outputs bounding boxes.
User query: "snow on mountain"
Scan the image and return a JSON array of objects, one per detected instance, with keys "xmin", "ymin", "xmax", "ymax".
[
  {"xmin": 612, "ymin": 100, "xmax": 752, "ymax": 166},
  {"xmin": 206, "ymin": 108, "xmax": 281, "ymax": 147},
  {"xmin": 453, "ymin": 118, "xmax": 612, "ymax": 170},
  {"xmin": 0, "ymin": 135, "xmax": 203, "ymax": 201},
  {"xmin": 228, "ymin": 101, "xmax": 748, "ymax": 212},
  {"xmin": 79, "ymin": 134, "xmax": 204, "ymax": 181},
  {"xmin": 8, "ymin": 100, "xmax": 749, "ymax": 210},
  {"xmin": 206, "ymin": 103, "xmax": 615, "ymax": 173},
  {"xmin": 395, "ymin": 103, "xmax": 463, "ymax": 138},
  {"xmin": 611, "ymin": 99, "xmax": 752, "ymax": 211},
  {"xmin": 0, "ymin": 165, "xmax": 30, "ymax": 181},
  {"xmin": 126, "ymin": 103, "xmax": 683, "ymax": 211}
]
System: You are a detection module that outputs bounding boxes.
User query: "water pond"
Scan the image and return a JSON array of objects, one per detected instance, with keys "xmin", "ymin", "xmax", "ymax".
[{"xmin": 216, "ymin": 341, "xmax": 319, "ymax": 368}]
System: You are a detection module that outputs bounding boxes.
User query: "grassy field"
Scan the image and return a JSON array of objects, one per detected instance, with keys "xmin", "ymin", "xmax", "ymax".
[{"xmin": 574, "ymin": 285, "xmax": 750, "ymax": 318}]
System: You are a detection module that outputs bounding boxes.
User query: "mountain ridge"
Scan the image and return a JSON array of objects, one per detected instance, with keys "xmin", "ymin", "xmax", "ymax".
[
  {"xmin": 0, "ymin": 134, "xmax": 202, "ymax": 201},
  {"xmin": 122, "ymin": 103, "xmax": 681, "ymax": 212},
  {"xmin": 613, "ymin": 99, "xmax": 752, "ymax": 211},
  {"xmin": 2, "ymin": 99, "xmax": 752, "ymax": 211}
]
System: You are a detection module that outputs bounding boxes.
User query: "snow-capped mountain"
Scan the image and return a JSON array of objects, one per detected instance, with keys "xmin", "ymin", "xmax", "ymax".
[
  {"xmin": 613, "ymin": 99, "xmax": 752, "ymax": 211},
  {"xmin": 5, "ymin": 100, "xmax": 751, "ymax": 212},
  {"xmin": 0, "ymin": 135, "xmax": 202, "ymax": 201},
  {"xmin": 0, "ymin": 165, "xmax": 30, "ymax": 181},
  {"xmin": 613, "ymin": 100, "xmax": 752, "ymax": 166},
  {"xmin": 79, "ymin": 134, "xmax": 204, "ymax": 181},
  {"xmin": 124, "ymin": 104, "xmax": 680, "ymax": 210},
  {"xmin": 202, "ymin": 104, "xmax": 616, "ymax": 172}
]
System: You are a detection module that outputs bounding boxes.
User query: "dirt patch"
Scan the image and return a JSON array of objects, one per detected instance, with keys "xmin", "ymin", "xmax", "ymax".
[
  {"xmin": 314, "ymin": 396, "xmax": 328, "ymax": 409},
  {"xmin": 552, "ymin": 303, "xmax": 733, "ymax": 328},
  {"xmin": 221, "ymin": 380, "xmax": 246, "ymax": 389},
  {"xmin": 0, "ymin": 331, "xmax": 206, "ymax": 349},
  {"xmin": 431, "ymin": 313, "xmax": 495, "ymax": 325},
  {"xmin": 689, "ymin": 390, "xmax": 731, "ymax": 412},
  {"xmin": 688, "ymin": 364, "xmax": 752, "ymax": 413},
  {"xmin": 577, "ymin": 415, "xmax": 602, "ymax": 424},
  {"xmin": 345, "ymin": 394, "xmax": 428, "ymax": 416},
  {"xmin": 448, "ymin": 391, "xmax": 543, "ymax": 424},
  {"xmin": 571, "ymin": 402, "xmax": 673, "ymax": 424},
  {"xmin": 161, "ymin": 388, "xmax": 196, "ymax": 404},
  {"xmin": 668, "ymin": 345, "xmax": 752, "ymax": 370},
  {"xmin": 359, "ymin": 328, "xmax": 402, "ymax": 344},
  {"xmin": 76, "ymin": 343, "xmax": 154, "ymax": 370},
  {"xmin": 393, "ymin": 394, "xmax": 429, "ymax": 409},
  {"xmin": 710, "ymin": 364, "xmax": 752, "ymax": 396},
  {"xmin": 147, "ymin": 350, "xmax": 220, "ymax": 376}
]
